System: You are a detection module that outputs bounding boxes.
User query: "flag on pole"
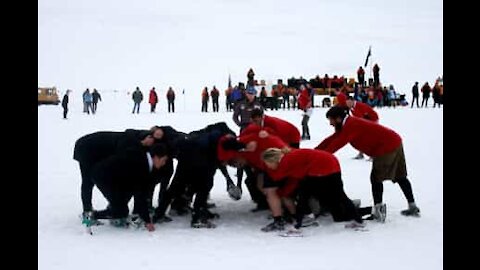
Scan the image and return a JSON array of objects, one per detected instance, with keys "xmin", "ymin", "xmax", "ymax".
[
  {"xmin": 364, "ymin": 46, "xmax": 372, "ymax": 67},
  {"xmin": 228, "ymin": 74, "xmax": 232, "ymax": 88}
]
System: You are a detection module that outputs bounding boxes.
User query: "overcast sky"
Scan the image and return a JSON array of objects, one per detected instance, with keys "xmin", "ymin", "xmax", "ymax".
[{"xmin": 38, "ymin": 0, "xmax": 442, "ymax": 94}]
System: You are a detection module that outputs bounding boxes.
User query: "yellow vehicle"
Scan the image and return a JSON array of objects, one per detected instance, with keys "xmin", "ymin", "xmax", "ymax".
[{"xmin": 38, "ymin": 87, "xmax": 60, "ymax": 105}]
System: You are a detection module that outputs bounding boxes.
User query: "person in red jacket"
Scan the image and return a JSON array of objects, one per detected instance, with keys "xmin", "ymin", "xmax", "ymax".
[
  {"xmin": 218, "ymin": 130, "xmax": 301, "ymax": 231},
  {"xmin": 243, "ymin": 108, "xmax": 301, "ymax": 148},
  {"xmin": 345, "ymin": 96, "xmax": 379, "ymax": 160},
  {"xmin": 261, "ymin": 147, "xmax": 364, "ymax": 231},
  {"xmin": 149, "ymin": 87, "xmax": 158, "ymax": 113},
  {"xmin": 298, "ymin": 84, "xmax": 312, "ymax": 140},
  {"xmin": 315, "ymin": 106, "xmax": 420, "ymax": 222}
]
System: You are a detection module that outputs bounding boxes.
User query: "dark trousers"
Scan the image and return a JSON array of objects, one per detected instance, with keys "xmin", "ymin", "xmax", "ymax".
[
  {"xmin": 371, "ymin": 177, "xmax": 415, "ymax": 205},
  {"xmin": 85, "ymin": 102, "xmax": 92, "ymax": 114},
  {"xmin": 63, "ymin": 106, "xmax": 68, "ymax": 119},
  {"xmin": 212, "ymin": 99, "xmax": 219, "ymax": 112},
  {"xmin": 168, "ymin": 101, "xmax": 175, "ymax": 112},
  {"xmin": 150, "ymin": 103, "xmax": 156, "ymax": 113},
  {"xmin": 79, "ymin": 162, "xmax": 95, "ymax": 212},
  {"xmin": 94, "ymin": 180, "xmax": 130, "ymax": 219},
  {"xmin": 296, "ymin": 173, "xmax": 362, "ymax": 227},
  {"xmin": 201, "ymin": 101, "xmax": 208, "ymax": 112},
  {"xmin": 301, "ymin": 114, "xmax": 310, "ymax": 138},
  {"xmin": 237, "ymin": 166, "xmax": 268, "ymax": 207},
  {"xmin": 225, "ymin": 99, "xmax": 231, "ymax": 111},
  {"xmin": 411, "ymin": 96, "xmax": 419, "ymax": 108},
  {"xmin": 155, "ymin": 160, "xmax": 216, "ymax": 217},
  {"xmin": 374, "ymin": 75, "xmax": 380, "ymax": 87},
  {"xmin": 421, "ymin": 96, "xmax": 429, "ymax": 108},
  {"xmin": 92, "ymin": 102, "xmax": 98, "ymax": 113},
  {"xmin": 292, "ymin": 96, "xmax": 297, "ymax": 109},
  {"xmin": 132, "ymin": 102, "xmax": 140, "ymax": 113},
  {"xmin": 433, "ymin": 97, "xmax": 441, "ymax": 108},
  {"xmin": 283, "ymin": 95, "xmax": 290, "ymax": 109}
]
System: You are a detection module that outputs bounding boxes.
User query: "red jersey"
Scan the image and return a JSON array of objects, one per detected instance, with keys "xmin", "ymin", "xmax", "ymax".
[{"xmin": 316, "ymin": 116, "xmax": 402, "ymax": 157}]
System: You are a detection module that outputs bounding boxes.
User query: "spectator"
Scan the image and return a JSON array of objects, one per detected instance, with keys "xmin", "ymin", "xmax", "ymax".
[
  {"xmin": 388, "ymin": 85, "xmax": 396, "ymax": 108},
  {"xmin": 83, "ymin": 88, "xmax": 93, "ymax": 114},
  {"xmin": 421, "ymin": 82, "xmax": 431, "ymax": 108},
  {"xmin": 225, "ymin": 86, "xmax": 233, "ymax": 112},
  {"xmin": 432, "ymin": 82, "xmax": 442, "ymax": 108},
  {"xmin": 357, "ymin": 66, "xmax": 365, "ymax": 87},
  {"xmin": 411, "ymin": 82, "xmax": 419, "ymax": 108},
  {"xmin": 373, "ymin": 63, "xmax": 380, "ymax": 87},
  {"xmin": 201, "ymin": 87, "xmax": 209, "ymax": 112},
  {"xmin": 211, "ymin": 86, "xmax": 220, "ymax": 112},
  {"xmin": 62, "ymin": 90, "xmax": 70, "ymax": 119},
  {"xmin": 92, "ymin": 89, "xmax": 102, "ymax": 114},
  {"xmin": 166, "ymin": 87, "xmax": 175, "ymax": 113},
  {"xmin": 149, "ymin": 87, "xmax": 158, "ymax": 113},
  {"xmin": 132, "ymin": 87, "xmax": 143, "ymax": 114}
]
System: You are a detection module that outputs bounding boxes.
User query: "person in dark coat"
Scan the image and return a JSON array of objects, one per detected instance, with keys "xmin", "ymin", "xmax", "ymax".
[
  {"xmin": 92, "ymin": 89, "xmax": 102, "ymax": 114},
  {"xmin": 232, "ymin": 87, "xmax": 268, "ymax": 210},
  {"xmin": 421, "ymin": 82, "xmax": 431, "ymax": 108},
  {"xmin": 91, "ymin": 144, "xmax": 170, "ymax": 231},
  {"xmin": 432, "ymin": 82, "xmax": 442, "ymax": 108},
  {"xmin": 411, "ymin": 82, "xmax": 419, "ymax": 108},
  {"xmin": 132, "ymin": 87, "xmax": 143, "ymax": 114},
  {"xmin": 153, "ymin": 122, "xmax": 236, "ymax": 228},
  {"xmin": 201, "ymin": 87, "xmax": 209, "ymax": 112},
  {"xmin": 357, "ymin": 66, "xmax": 365, "ymax": 87},
  {"xmin": 74, "ymin": 129, "xmax": 161, "ymax": 216},
  {"xmin": 247, "ymin": 68, "xmax": 255, "ymax": 87},
  {"xmin": 211, "ymin": 86, "xmax": 220, "ymax": 112},
  {"xmin": 166, "ymin": 87, "xmax": 175, "ymax": 113},
  {"xmin": 62, "ymin": 90, "xmax": 70, "ymax": 119},
  {"xmin": 373, "ymin": 64, "xmax": 380, "ymax": 87}
]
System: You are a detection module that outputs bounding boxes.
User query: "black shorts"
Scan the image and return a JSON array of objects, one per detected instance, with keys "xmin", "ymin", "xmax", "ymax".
[{"xmin": 263, "ymin": 172, "xmax": 286, "ymax": 188}]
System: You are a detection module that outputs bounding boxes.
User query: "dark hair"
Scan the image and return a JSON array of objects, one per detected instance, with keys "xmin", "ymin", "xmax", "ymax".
[
  {"xmin": 222, "ymin": 137, "xmax": 246, "ymax": 151},
  {"xmin": 251, "ymin": 108, "xmax": 264, "ymax": 119},
  {"xmin": 326, "ymin": 106, "xmax": 348, "ymax": 119},
  {"xmin": 139, "ymin": 130, "xmax": 153, "ymax": 140},
  {"xmin": 150, "ymin": 143, "xmax": 168, "ymax": 158}
]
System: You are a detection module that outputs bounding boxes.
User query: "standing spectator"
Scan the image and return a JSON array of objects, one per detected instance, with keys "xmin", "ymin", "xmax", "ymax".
[
  {"xmin": 132, "ymin": 87, "xmax": 143, "ymax": 114},
  {"xmin": 432, "ymin": 82, "xmax": 442, "ymax": 108},
  {"xmin": 259, "ymin": 86, "xmax": 268, "ymax": 109},
  {"xmin": 83, "ymin": 88, "xmax": 93, "ymax": 114},
  {"xmin": 411, "ymin": 82, "xmax": 420, "ymax": 108},
  {"xmin": 373, "ymin": 63, "xmax": 380, "ymax": 87},
  {"xmin": 232, "ymin": 87, "xmax": 265, "ymax": 211},
  {"xmin": 91, "ymin": 89, "xmax": 102, "ymax": 114},
  {"xmin": 421, "ymin": 82, "xmax": 431, "ymax": 108},
  {"xmin": 231, "ymin": 85, "xmax": 243, "ymax": 106},
  {"xmin": 388, "ymin": 85, "xmax": 396, "ymax": 108},
  {"xmin": 306, "ymin": 83, "xmax": 315, "ymax": 108},
  {"xmin": 201, "ymin": 87, "xmax": 209, "ymax": 112},
  {"xmin": 279, "ymin": 82, "xmax": 289, "ymax": 110},
  {"xmin": 62, "ymin": 89, "xmax": 70, "ymax": 119},
  {"xmin": 298, "ymin": 85, "xmax": 312, "ymax": 140},
  {"xmin": 166, "ymin": 87, "xmax": 175, "ymax": 113},
  {"xmin": 271, "ymin": 87, "xmax": 280, "ymax": 110},
  {"xmin": 290, "ymin": 87, "xmax": 298, "ymax": 109},
  {"xmin": 225, "ymin": 86, "xmax": 233, "ymax": 112},
  {"xmin": 211, "ymin": 86, "xmax": 220, "ymax": 112},
  {"xmin": 357, "ymin": 66, "xmax": 365, "ymax": 87},
  {"xmin": 149, "ymin": 87, "xmax": 158, "ymax": 113},
  {"xmin": 247, "ymin": 68, "xmax": 255, "ymax": 87}
]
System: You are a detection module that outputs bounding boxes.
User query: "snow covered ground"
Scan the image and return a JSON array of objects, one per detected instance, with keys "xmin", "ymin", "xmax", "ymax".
[{"xmin": 38, "ymin": 92, "xmax": 443, "ymax": 270}]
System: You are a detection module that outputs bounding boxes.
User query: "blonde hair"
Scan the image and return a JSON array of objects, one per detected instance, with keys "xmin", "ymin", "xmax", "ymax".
[{"xmin": 261, "ymin": 147, "xmax": 291, "ymax": 164}]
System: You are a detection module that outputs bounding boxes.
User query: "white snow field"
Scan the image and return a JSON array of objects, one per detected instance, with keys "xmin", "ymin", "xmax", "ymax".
[{"xmin": 38, "ymin": 91, "xmax": 442, "ymax": 270}]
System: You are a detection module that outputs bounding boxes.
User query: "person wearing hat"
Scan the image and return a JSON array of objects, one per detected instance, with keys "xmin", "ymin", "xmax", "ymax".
[
  {"xmin": 232, "ymin": 86, "xmax": 266, "ymax": 211},
  {"xmin": 343, "ymin": 96, "xmax": 379, "ymax": 160},
  {"xmin": 315, "ymin": 106, "xmax": 420, "ymax": 222},
  {"xmin": 90, "ymin": 144, "xmax": 170, "ymax": 232}
]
